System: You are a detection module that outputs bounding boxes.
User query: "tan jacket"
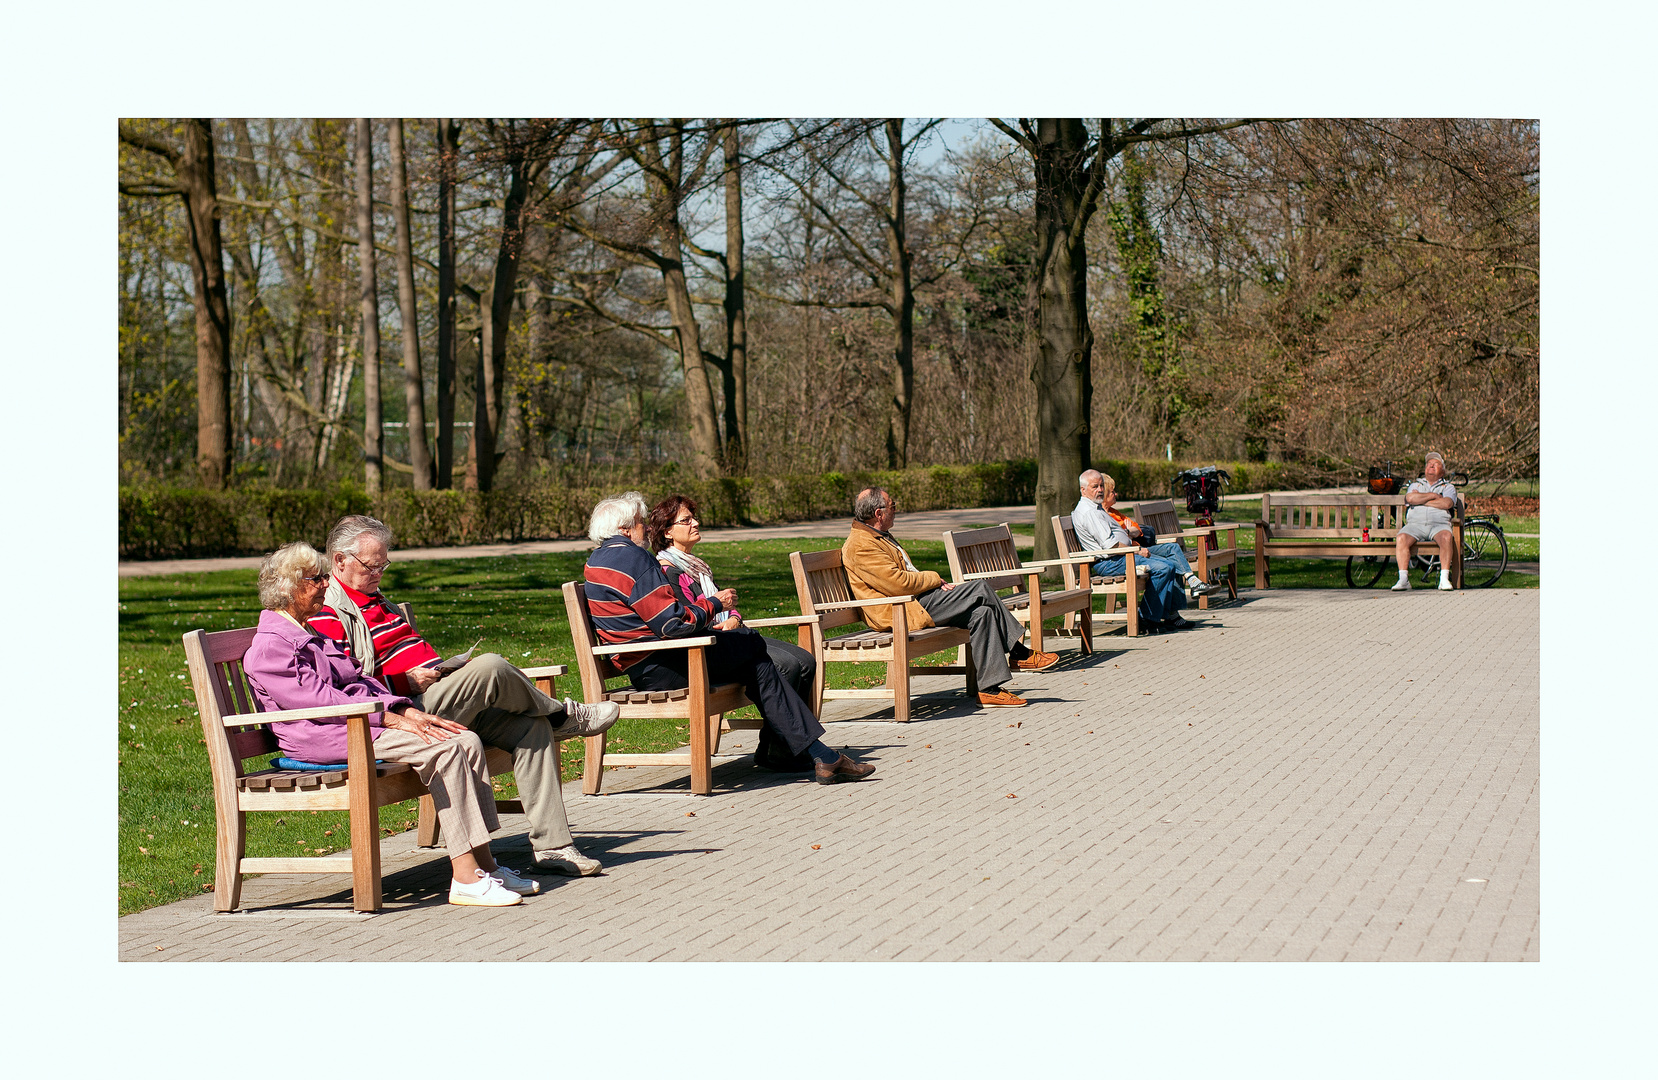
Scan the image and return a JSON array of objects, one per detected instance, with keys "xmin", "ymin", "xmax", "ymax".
[{"xmin": 841, "ymin": 520, "xmax": 943, "ymax": 632}]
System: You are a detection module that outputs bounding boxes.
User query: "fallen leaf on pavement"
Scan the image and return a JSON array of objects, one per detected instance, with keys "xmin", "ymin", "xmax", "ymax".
[
  {"xmin": 685, "ymin": 812, "xmax": 696, "ymax": 817},
  {"xmin": 1005, "ymin": 793, "xmax": 1018, "ymax": 799},
  {"xmin": 811, "ymin": 844, "xmax": 821, "ymax": 850}
]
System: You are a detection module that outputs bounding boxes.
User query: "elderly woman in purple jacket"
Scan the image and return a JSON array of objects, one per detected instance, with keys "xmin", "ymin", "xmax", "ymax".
[{"xmin": 242, "ymin": 540, "xmax": 537, "ymax": 908}]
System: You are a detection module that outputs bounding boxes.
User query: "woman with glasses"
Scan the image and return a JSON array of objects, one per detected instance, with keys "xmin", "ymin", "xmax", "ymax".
[
  {"xmin": 241, "ymin": 541, "xmax": 538, "ymax": 907},
  {"xmin": 646, "ymin": 494, "xmax": 816, "ymax": 772}
]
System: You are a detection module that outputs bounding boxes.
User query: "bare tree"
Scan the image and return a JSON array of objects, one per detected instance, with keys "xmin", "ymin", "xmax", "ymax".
[
  {"xmin": 388, "ymin": 118, "xmax": 434, "ymax": 488},
  {"xmin": 117, "ymin": 118, "xmax": 233, "ymax": 488},
  {"xmin": 989, "ymin": 118, "xmax": 1263, "ymax": 558},
  {"xmin": 435, "ymin": 119, "xmax": 460, "ymax": 489},
  {"xmin": 355, "ymin": 119, "xmax": 383, "ymax": 494}
]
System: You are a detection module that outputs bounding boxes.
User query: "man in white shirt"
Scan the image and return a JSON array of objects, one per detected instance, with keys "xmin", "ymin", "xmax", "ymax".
[
  {"xmin": 1393, "ymin": 451, "xmax": 1459, "ymax": 591},
  {"xmin": 1073, "ymin": 470, "xmax": 1213, "ymax": 631}
]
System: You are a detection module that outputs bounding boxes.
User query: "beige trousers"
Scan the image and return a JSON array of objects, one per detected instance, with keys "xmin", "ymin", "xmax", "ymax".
[
  {"xmin": 373, "ymin": 727, "xmax": 498, "ymax": 855},
  {"xmin": 416, "ymin": 653, "xmax": 573, "ymax": 853}
]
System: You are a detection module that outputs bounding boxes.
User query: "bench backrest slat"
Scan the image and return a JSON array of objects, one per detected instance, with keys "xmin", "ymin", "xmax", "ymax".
[
  {"xmin": 1261, "ymin": 493, "xmax": 1409, "ymax": 537},
  {"xmin": 561, "ymin": 581, "xmax": 626, "ymax": 699},
  {"xmin": 1050, "ymin": 515, "xmax": 1087, "ymax": 590},
  {"xmin": 943, "ymin": 524, "xmax": 1025, "ymax": 592},
  {"xmin": 790, "ymin": 549, "xmax": 864, "ymax": 631}
]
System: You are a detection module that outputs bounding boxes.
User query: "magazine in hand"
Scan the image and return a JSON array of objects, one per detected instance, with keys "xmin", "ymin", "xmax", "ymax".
[{"xmin": 434, "ymin": 637, "xmax": 484, "ymax": 674}]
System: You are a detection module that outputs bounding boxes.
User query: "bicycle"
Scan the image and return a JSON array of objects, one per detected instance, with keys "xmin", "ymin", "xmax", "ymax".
[{"xmin": 1345, "ymin": 471, "xmax": 1510, "ymax": 589}]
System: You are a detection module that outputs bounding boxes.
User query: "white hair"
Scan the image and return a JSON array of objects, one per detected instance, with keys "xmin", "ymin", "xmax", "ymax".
[
  {"xmin": 587, "ymin": 491, "xmax": 649, "ymax": 543},
  {"xmin": 1078, "ymin": 469, "xmax": 1102, "ymax": 491},
  {"xmin": 258, "ymin": 541, "xmax": 324, "ymax": 611}
]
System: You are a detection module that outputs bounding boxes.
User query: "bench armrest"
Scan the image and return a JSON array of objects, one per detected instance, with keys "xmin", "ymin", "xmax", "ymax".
[
  {"xmin": 519, "ymin": 665, "xmax": 568, "ymax": 678},
  {"xmin": 744, "ymin": 614, "xmax": 820, "ymax": 628},
  {"xmin": 812, "ymin": 595, "xmax": 914, "ymax": 612},
  {"xmin": 1022, "ymin": 555, "xmax": 1094, "ymax": 569},
  {"xmin": 1169, "ymin": 524, "xmax": 1238, "ymax": 539},
  {"xmin": 959, "ymin": 568, "xmax": 1039, "ymax": 582},
  {"xmin": 1067, "ymin": 545, "xmax": 1142, "ymax": 559},
  {"xmin": 591, "ymin": 636, "xmax": 716, "ymax": 656},
  {"xmin": 222, "ymin": 701, "xmax": 385, "ymax": 728}
]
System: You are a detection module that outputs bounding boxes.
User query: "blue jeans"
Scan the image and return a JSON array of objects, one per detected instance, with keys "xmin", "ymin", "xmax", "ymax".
[{"xmin": 1092, "ymin": 551, "xmax": 1188, "ymax": 624}]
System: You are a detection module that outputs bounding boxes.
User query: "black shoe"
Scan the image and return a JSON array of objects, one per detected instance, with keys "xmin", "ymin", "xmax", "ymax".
[{"xmin": 1168, "ymin": 616, "xmax": 1196, "ymax": 630}]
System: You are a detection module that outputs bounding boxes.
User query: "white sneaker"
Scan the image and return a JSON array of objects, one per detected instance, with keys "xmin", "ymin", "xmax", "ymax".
[
  {"xmin": 483, "ymin": 864, "xmax": 540, "ymax": 896},
  {"xmin": 552, "ymin": 699, "xmax": 621, "ymax": 740},
  {"xmin": 1187, "ymin": 576, "xmax": 1220, "ymax": 597},
  {"xmin": 533, "ymin": 843, "xmax": 602, "ymax": 877},
  {"xmin": 1437, "ymin": 577, "xmax": 1454, "ymax": 591},
  {"xmin": 449, "ymin": 873, "xmax": 523, "ymax": 907},
  {"xmin": 1390, "ymin": 577, "xmax": 1411, "ymax": 591}
]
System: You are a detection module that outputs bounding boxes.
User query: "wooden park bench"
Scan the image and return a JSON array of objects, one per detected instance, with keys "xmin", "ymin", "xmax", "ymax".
[
  {"xmin": 561, "ymin": 581, "xmax": 819, "ymax": 795},
  {"xmin": 1254, "ymin": 493, "xmax": 1464, "ymax": 589},
  {"xmin": 1050, "ymin": 514, "xmax": 1149, "ymax": 637},
  {"xmin": 941, "ymin": 523, "xmax": 1096, "ymax": 656},
  {"xmin": 183, "ymin": 617, "xmax": 564, "ymax": 913},
  {"xmin": 789, "ymin": 547, "xmax": 974, "ymax": 723},
  {"xmin": 1126, "ymin": 498, "xmax": 1241, "ymax": 609}
]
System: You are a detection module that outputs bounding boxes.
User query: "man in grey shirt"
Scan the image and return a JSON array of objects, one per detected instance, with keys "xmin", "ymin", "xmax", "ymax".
[{"xmin": 1393, "ymin": 451, "xmax": 1458, "ymax": 591}]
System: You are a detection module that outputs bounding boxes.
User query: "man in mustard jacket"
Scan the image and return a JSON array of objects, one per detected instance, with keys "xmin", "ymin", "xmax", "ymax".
[{"xmin": 841, "ymin": 487, "xmax": 1057, "ymax": 708}]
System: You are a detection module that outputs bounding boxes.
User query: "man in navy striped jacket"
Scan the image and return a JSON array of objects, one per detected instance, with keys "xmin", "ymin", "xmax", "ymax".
[{"xmin": 582, "ymin": 491, "xmax": 874, "ymax": 786}]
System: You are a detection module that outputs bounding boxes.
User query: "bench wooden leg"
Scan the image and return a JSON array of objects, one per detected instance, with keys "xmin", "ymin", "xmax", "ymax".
[
  {"xmin": 688, "ymin": 648, "xmax": 713, "ymax": 794},
  {"xmin": 214, "ymin": 809, "xmax": 246, "ymax": 913},
  {"xmin": 1255, "ymin": 530, "xmax": 1269, "ymax": 589},
  {"xmin": 416, "ymin": 794, "xmax": 440, "ymax": 848},
  {"xmin": 346, "ymin": 716, "xmax": 382, "ymax": 913},
  {"xmin": 1077, "ymin": 602, "xmax": 1094, "ymax": 654},
  {"xmin": 891, "ymin": 625, "xmax": 913, "ymax": 722},
  {"xmin": 581, "ymin": 732, "xmax": 606, "ymax": 795}
]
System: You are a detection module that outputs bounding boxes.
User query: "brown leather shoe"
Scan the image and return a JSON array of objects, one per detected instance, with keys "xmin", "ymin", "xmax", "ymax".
[
  {"xmin": 814, "ymin": 754, "xmax": 876, "ymax": 785},
  {"xmin": 977, "ymin": 688, "xmax": 1028, "ymax": 708},
  {"xmin": 1013, "ymin": 651, "xmax": 1060, "ymax": 672}
]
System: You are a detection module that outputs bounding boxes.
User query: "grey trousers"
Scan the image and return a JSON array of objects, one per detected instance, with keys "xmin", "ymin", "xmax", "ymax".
[
  {"xmin": 374, "ymin": 727, "xmax": 498, "ymax": 856},
  {"xmin": 415, "ymin": 653, "xmax": 574, "ymax": 853},
  {"xmin": 916, "ymin": 580, "xmax": 1029, "ymax": 691}
]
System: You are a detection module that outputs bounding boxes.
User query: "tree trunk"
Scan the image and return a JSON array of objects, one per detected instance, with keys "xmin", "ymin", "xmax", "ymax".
[
  {"xmin": 355, "ymin": 119, "xmax": 383, "ymax": 495},
  {"xmin": 435, "ymin": 119, "xmax": 459, "ymax": 489},
  {"xmin": 1029, "ymin": 119, "xmax": 1099, "ymax": 561},
  {"xmin": 883, "ymin": 118, "xmax": 915, "ymax": 470},
  {"xmin": 720, "ymin": 124, "xmax": 748, "ymax": 473},
  {"xmin": 473, "ymin": 147, "xmax": 533, "ymax": 492},
  {"xmin": 178, "ymin": 119, "xmax": 233, "ymax": 489},
  {"xmin": 388, "ymin": 118, "xmax": 434, "ymax": 489}
]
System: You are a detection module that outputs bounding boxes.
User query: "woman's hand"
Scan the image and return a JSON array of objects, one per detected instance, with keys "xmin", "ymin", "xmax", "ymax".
[
  {"xmin": 715, "ymin": 587, "xmax": 738, "ymax": 608},
  {"xmin": 718, "ymin": 615, "xmax": 742, "ymax": 631},
  {"xmin": 385, "ymin": 706, "xmax": 467, "ymax": 744}
]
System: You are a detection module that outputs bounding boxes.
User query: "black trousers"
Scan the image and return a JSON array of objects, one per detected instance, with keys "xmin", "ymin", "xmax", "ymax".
[{"xmin": 629, "ymin": 629, "xmax": 825, "ymax": 756}]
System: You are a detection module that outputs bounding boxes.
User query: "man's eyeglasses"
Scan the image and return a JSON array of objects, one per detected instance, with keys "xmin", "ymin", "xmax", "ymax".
[{"xmin": 346, "ymin": 551, "xmax": 390, "ymax": 575}]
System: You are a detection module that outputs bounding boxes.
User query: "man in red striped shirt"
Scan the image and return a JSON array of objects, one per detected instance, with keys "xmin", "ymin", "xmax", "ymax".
[{"xmin": 315, "ymin": 515, "xmax": 618, "ymax": 878}]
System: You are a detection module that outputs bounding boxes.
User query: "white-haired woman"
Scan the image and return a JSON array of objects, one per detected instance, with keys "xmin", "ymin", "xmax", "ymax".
[
  {"xmin": 242, "ymin": 541, "xmax": 537, "ymax": 907},
  {"xmin": 581, "ymin": 492, "xmax": 873, "ymax": 785}
]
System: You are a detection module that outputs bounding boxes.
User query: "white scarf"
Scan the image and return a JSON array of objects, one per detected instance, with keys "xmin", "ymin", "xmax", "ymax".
[{"xmin": 658, "ymin": 545, "xmax": 720, "ymax": 602}]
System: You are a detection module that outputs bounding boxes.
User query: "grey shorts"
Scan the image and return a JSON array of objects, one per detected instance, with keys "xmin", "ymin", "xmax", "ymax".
[{"xmin": 1399, "ymin": 520, "xmax": 1452, "ymax": 543}]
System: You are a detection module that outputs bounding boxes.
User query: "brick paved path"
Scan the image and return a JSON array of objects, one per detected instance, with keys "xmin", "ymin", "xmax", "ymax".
[{"xmin": 118, "ymin": 587, "xmax": 1538, "ymax": 961}]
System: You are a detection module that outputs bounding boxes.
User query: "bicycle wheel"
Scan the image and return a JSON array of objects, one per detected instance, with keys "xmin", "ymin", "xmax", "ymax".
[
  {"xmin": 1460, "ymin": 520, "xmax": 1509, "ymax": 588},
  {"xmin": 1346, "ymin": 554, "xmax": 1390, "ymax": 587}
]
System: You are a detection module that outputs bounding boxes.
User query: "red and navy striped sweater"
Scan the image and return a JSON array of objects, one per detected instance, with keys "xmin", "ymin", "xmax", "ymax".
[
  {"xmin": 583, "ymin": 535, "xmax": 717, "ymax": 671},
  {"xmin": 308, "ymin": 579, "xmax": 441, "ymax": 695}
]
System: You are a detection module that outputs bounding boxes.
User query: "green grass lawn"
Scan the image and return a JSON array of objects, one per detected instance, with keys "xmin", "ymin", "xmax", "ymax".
[{"xmin": 118, "ymin": 527, "xmax": 1538, "ymax": 916}]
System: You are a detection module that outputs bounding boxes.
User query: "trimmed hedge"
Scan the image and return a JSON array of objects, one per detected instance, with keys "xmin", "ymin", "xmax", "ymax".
[{"xmin": 119, "ymin": 457, "xmax": 1303, "ymax": 560}]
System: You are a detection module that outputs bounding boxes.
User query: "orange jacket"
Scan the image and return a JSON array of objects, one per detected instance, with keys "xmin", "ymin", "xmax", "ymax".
[{"xmin": 840, "ymin": 520, "xmax": 942, "ymax": 632}]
